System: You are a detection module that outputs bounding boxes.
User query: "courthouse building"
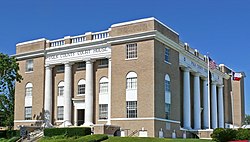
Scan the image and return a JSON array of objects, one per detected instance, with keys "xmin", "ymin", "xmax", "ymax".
[{"xmin": 14, "ymin": 17, "xmax": 245, "ymax": 137}]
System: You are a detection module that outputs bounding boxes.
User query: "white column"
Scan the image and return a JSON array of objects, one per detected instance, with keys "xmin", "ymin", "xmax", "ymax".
[
  {"xmin": 74, "ymin": 107, "xmax": 77, "ymax": 126},
  {"xmin": 107, "ymin": 58, "xmax": 112, "ymax": 125},
  {"xmin": 218, "ymin": 85, "xmax": 224, "ymax": 128},
  {"xmin": 63, "ymin": 62, "xmax": 73, "ymax": 126},
  {"xmin": 211, "ymin": 82, "xmax": 218, "ymax": 129},
  {"xmin": 193, "ymin": 73, "xmax": 201, "ymax": 129},
  {"xmin": 84, "ymin": 60, "xmax": 94, "ymax": 126},
  {"xmin": 202, "ymin": 78, "xmax": 209, "ymax": 129},
  {"xmin": 183, "ymin": 68, "xmax": 191, "ymax": 129},
  {"xmin": 44, "ymin": 65, "xmax": 53, "ymax": 127}
]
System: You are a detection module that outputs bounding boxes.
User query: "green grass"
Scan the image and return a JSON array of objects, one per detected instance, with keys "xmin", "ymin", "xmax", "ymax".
[
  {"xmin": 0, "ymin": 137, "xmax": 20, "ymax": 142},
  {"xmin": 104, "ymin": 137, "xmax": 212, "ymax": 142},
  {"xmin": 39, "ymin": 135, "xmax": 212, "ymax": 142}
]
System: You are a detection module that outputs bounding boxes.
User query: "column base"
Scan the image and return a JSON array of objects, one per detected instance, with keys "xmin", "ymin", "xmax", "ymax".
[
  {"xmin": 60, "ymin": 121, "xmax": 72, "ymax": 127},
  {"xmin": 83, "ymin": 122, "xmax": 94, "ymax": 126}
]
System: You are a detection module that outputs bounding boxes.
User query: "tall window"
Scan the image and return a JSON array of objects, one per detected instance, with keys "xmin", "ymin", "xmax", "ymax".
[
  {"xmin": 26, "ymin": 59, "xmax": 33, "ymax": 72},
  {"xmin": 126, "ymin": 72, "xmax": 137, "ymax": 89},
  {"xmin": 77, "ymin": 62, "xmax": 86, "ymax": 69},
  {"xmin": 57, "ymin": 106, "xmax": 64, "ymax": 120},
  {"xmin": 126, "ymin": 43, "xmax": 137, "ymax": 59},
  {"xmin": 78, "ymin": 79, "xmax": 86, "ymax": 95},
  {"xmin": 25, "ymin": 83, "xmax": 33, "ymax": 96},
  {"xmin": 58, "ymin": 81, "xmax": 64, "ymax": 96},
  {"xmin": 99, "ymin": 77, "xmax": 108, "ymax": 93},
  {"xmin": 57, "ymin": 65, "xmax": 64, "ymax": 72},
  {"xmin": 99, "ymin": 104, "xmax": 108, "ymax": 120},
  {"xmin": 165, "ymin": 74, "xmax": 171, "ymax": 119},
  {"xmin": 25, "ymin": 107, "xmax": 32, "ymax": 120},
  {"xmin": 98, "ymin": 59, "xmax": 108, "ymax": 67},
  {"xmin": 165, "ymin": 48, "xmax": 170, "ymax": 63},
  {"xmin": 126, "ymin": 101, "xmax": 137, "ymax": 118}
]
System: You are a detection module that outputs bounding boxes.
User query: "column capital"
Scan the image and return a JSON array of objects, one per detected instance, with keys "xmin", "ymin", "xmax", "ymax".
[
  {"xmin": 211, "ymin": 81, "xmax": 218, "ymax": 85},
  {"xmin": 84, "ymin": 58, "xmax": 95, "ymax": 63},
  {"xmin": 45, "ymin": 64, "xmax": 55, "ymax": 69},
  {"xmin": 63, "ymin": 62, "xmax": 74, "ymax": 66},
  {"xmin": 217, "ymin": 84, "xmax": 224, "ymax": 88},
  {"xmin": 182, "ymin": 67, "xmax": 191, "ymax": 72},
  {"xmin": 193, "ymin": 72, "xmax": 201, "ymax": 77},
  {"xmin": 201, "ymin": 77, "xmax": 208, "ymax": 81}
]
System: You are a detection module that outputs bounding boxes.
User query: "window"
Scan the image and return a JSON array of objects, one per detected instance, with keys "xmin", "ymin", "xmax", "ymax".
[
  {"xmin": 25, "ymin": 107, "xmax": 32, "ymax": 120},
  {"xmin": 99, "ymin": 104, "xmax": 108, "ymax": 120},
  {"xmin": 57, "ymin": 65, "xmax": 64, "ymax": 72},
  {"xmin": 99, "ymin": 77, "xmax": 109, "ymax": 93},
  {"xmin": 98, "ymin": 59, "xmax": 108, "ymax": 67},
  {"xmin": 165, "ymin": 48, "xmax": 170, "ymax": 63},
  {"xmin": 126, "ymin": 72, "xmax": 137, "ymax": 89},
  {"xmin": 26, "ymin": 59, "xmax": 33, "ymax": 72},
  {"xmin": 57, "ymin": 106, "xmax": 64, "ymax": 120},
  {"xmin": 78, "ymin": 79, "xmax": 86, "ymax": 95},
  {"xmin": 25, "ymin": 83, "xmax": 33, "ymax": 96},
  {"xmin": 165, "ymin": 74, "xmax": 171, "ymax": 119},
  {"xmin": 126, "ymin": 43, "xmax": 137, "ymax": 59},
  {"xmin": 126, "ymin": 101, "xmax": 137, "ymax": 118},
  {"xmin": 77, "ymin": 62, "xmax": 86, "ymax": 69},
  {"xmin": 58, "ymin": 81, "xmax": 64, "ymax": 96}
]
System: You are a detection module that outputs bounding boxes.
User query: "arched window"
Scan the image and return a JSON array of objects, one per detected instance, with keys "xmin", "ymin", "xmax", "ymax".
[
  {"xmin": 78, "ymin": 79, "xmax": 86, "ymax": 95},
  {"xmin": 126, "ymin": 72, "xmax": 137, "ymax": 89},
  {"xmin": 25, "ymin": 83, "xmax": 33, "ymax": 96},
  {"xmin": 99, "ymin": 77, "xmax": 108, "ymax": 93},
  {"xmin": 58, "ymin": 81, "xmax": 64, "ymax": 96},
  {"xmin": 165, "ymin": 74, "xmax": 171, "ymax": 119}
]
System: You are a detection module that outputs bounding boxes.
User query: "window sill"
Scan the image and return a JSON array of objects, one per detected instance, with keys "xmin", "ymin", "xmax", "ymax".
[
  {"xmin": 77, "ymin": 94, "xmax": 85, "ymax": 96},
  {"xmin": 25, "ymin": 71, "xmax": 33, "ymax": 74},
  {"xmin": 98, "ymin": 119, "xmax": 108, "ymax": 121},
  {"xmin": 125, "ymin": 58, "xmax": 138, "ymax": 61},
  {"xmin": 164, "ymin": 61, "xmax": 171, "ymax": 65},
  {"xmin": 98, "ymin": 65, "xmax": 108, "ymax": 68},
  {"xmin": 77, "ymin": 67, "xmax": 86, "ymax": 71}
]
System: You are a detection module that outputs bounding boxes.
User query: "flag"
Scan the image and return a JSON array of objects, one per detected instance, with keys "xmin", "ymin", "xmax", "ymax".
[
  {"xmin": 233, "ymin": 72, "xmax": 242, "ymax": 81},
  {"xmin": 209, "ymin": 57, "xmax": 216, "ymax": 70}
]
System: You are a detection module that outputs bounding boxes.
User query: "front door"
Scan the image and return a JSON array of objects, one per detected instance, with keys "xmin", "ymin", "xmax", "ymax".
[{"xmin": 77, "ymin": 109, "xmax": 85, "ymax": 126}]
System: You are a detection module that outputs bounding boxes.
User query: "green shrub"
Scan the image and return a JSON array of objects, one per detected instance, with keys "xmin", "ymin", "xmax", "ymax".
[
  {"xmin": 76, "ymin": 134, "xmax": 108, "ymax": 142},
  {"xmin": 44, "ymin": 127, "xmax": 91, "ymax": 137},
  {"xmin": 6, "ymin": 130, "xmax": 20, "ymax": 139},
  {"xmin": 211, "ymin": 128, "xmax": 237, "ymax": 142},
  {"xmin": 0, "ymin": 131, "xmax": 7, "ymax": 138},
  {"xmin": 236, "ymin": 128, "xmax": 250, "ymax": 140}
]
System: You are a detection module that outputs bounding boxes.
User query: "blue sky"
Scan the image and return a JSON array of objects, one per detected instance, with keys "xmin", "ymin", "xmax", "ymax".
[{"xmin": 0, "ymin": 0, "xmax": 249, "ymax": 114}]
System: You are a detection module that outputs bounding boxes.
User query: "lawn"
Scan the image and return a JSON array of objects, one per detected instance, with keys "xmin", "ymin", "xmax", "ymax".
[
  {"xmin": 38, "ymin": 134, "xmax": 212, "ymax": 142},
  {"xmin": 104, "ymin": 137, "xmax": 212, "ymax": 142}
]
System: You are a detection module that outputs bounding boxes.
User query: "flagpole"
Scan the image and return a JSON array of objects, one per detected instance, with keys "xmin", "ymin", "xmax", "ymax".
[{"xmin": 207, "ymin": 54, "xmax": 211, "ymax": 130}]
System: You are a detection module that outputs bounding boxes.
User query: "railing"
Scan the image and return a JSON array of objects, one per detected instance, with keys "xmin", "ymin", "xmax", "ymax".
[
  {"xmin": 50, "ymin": 39, "xmax": 65, "ymax": 47},
  {"xmin": 92, "ymin": 30, "xmax": 110, "ymax": 40},
  {"xmin": 71, "ymin": 35, "xmax": 86, "ymax": 43},
  {"xmin": 128, "ymin": 130, "xmax": 139, "ymax": 137}
]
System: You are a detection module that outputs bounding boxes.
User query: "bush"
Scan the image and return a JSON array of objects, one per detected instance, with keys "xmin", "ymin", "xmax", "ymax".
[
  {"xmin": 44, "ymin": 127, "xmax": 91, "ymax": 137},
  {"xmin": 211, "ymin": 128, "xmax": 238, "ymax": 142},
  {"xmin": 0, "ymin": 130, "xmax": 20, "ymax": 139},
  {"xmin": 76, "ymin": 134, "xmax": 108, "ymax": 142},
  {"xmin": 236, "ymin": 128, "xmax": 250, "ymax": 140}
]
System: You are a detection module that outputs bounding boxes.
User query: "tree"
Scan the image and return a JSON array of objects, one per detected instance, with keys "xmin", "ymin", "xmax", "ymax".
[
  {"xmin": 0, "ymin": 53, "xmax": 22, "ymax": 130},
  {"xmin": 245, "ymin": 114, "xmax": 250, "ymax": 125}
]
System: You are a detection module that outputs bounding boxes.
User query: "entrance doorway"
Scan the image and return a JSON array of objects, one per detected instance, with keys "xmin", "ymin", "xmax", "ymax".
[{"xmin": 77, "ymin": 109, "xmax": 85, "ymax": 126}]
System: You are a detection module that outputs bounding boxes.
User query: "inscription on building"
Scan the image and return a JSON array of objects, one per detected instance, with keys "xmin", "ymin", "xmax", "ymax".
[{"xmin": 46, "ymin": 47, "xmax": 110, "ymax": 61}]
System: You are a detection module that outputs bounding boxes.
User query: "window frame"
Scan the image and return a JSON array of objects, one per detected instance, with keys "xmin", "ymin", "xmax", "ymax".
[
  {"xmin": 57, "ymin": 106, "xmax": 64, "ymax": 120},
  {"xmin": 126, "ymin": 101, "xmax": 137, "ymax": 118},
  {"xmin": 24, "ymin": 106, "xmax": 32, "ymax": 120},
  {"xmin": 77, "ymin": 79, "xmax": 86, "ymax": 96},
  {"xmin": 126, "ymin": 43, "xmax": 138, "ymax": 59},
  {"xmin": 26, "ymin": 59, "xmax": 34, "ymax": 72},
  {"xmin": 25, "ymin": 83, "xmax": 33, "ymax": 97},
  {"xmin": 164, "ymin": 48, "xmax": 170, "ymax": 63},
  {"xmin": 99, "ymin": 104, "xmax": 108, "ymax": 120}
]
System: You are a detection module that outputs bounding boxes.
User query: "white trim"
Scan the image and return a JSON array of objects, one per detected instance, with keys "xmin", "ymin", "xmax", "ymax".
[
  {"xmin": 111, "ymin": 17, "xmax": 178, "ymax": 35},
  {"xmin": 14, "ymin": 120, "xmax": 43, "ymax": 123},
  {"xmin": 16, "ymin": 38, "xmax": 46, "ymax": 46},
  {"xmin": 110, "ymin": 117, "xmax": 180, "ymax": 124}
]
